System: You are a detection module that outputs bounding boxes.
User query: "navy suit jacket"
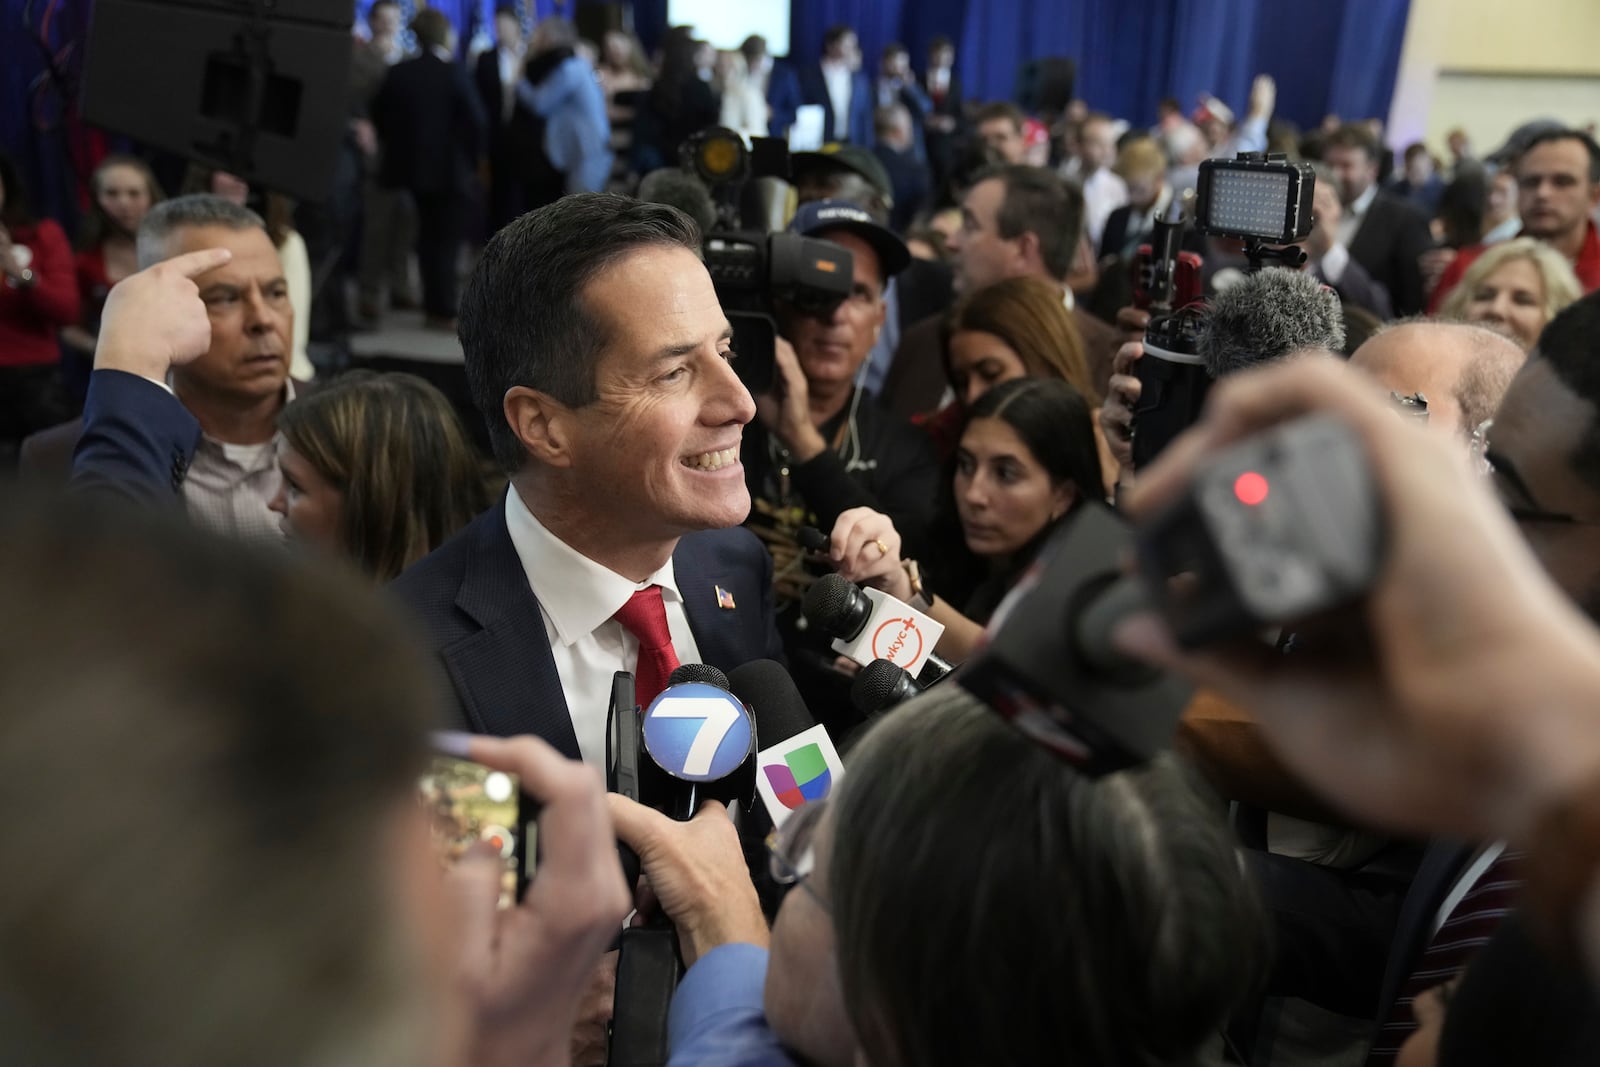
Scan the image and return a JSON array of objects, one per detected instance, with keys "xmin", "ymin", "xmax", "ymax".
[
  {"xmin": 65, "ymin": 370, "xmax": 199, "ymax": 505},
  {"xmin": 783, "ymin": 61, "xmax": 873, "ymax": 146},
  {"xmin": 389, "ymin": 501, "xmax": 786, "ymax": 758}
]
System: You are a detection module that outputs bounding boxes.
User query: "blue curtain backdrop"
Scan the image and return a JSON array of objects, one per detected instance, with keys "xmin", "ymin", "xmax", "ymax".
[
  {"xmin": 3, "ymin": 0, "xmax": 1410, "ymax": 227},
  {"xmin": 624, "ymin": 0, "xmax": 1409, "ymax": 130}
]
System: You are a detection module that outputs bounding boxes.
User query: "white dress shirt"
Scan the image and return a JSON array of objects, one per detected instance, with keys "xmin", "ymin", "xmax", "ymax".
[
  {"xmin": 1337, "ymin": 183, "xmax": 1378, "ymax": 251},
  {"xmin": 1080, "ymin": 166, "xmax": 1129, "ymax": 249},
  {"xmin": 497, "ymin": 45, "xmax": 524, "ymax": 122},
  {"xmin": 821, "ymin": 60, "xmax": 853, "ymax": 140},
  {"xmin": 504, "ymin": 487, "xmax": 703, "ymax": 767}
]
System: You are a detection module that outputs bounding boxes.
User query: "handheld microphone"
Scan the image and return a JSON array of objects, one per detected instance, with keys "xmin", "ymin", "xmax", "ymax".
[
  {"xmin": 638, "ymin": 676, "xmax": 756, "ymax": 820},
  {"xmin": 850, "ymin": 657, "xmax": 922, "ymax": 717},
  {"xmin": 796, "ymin": 526, "xmax": 830, "ymax": 554},
  {"xmin": 668, "ymin": 662, "xmax": 731, "ymax": 690},
  {"xmin": 728, "ymin": 659, "xmax": 846, "ymax": 830},
  {"xmin": 802, "ymin": 573, "xmax": 949, "ymax": 678}
]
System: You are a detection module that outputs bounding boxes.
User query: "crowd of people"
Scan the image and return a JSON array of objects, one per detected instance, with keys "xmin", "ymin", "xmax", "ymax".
[{"xmin": 3, "ymin": 5, "xmax": 1600, "ymax": 1066}]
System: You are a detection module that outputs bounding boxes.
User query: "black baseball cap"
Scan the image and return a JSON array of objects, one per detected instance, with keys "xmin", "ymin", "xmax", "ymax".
[
  {"xmin": 790, "ymin": 199, "xmax": 912, "ymax": 278},
  {"xmin": 791, "ymin": 142, "xmax": 895, "ymax": 207}
]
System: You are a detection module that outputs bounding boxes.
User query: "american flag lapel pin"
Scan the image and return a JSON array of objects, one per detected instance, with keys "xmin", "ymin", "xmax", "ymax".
[{"xmin": 715, "ymin": 585, "xmax": 737, "ymax": 610}]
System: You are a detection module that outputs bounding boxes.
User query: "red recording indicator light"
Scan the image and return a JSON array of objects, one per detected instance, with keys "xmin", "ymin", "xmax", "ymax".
[{"xmin": 1234, "ymin": 471, "xmax": 1270, "ymax": 507}]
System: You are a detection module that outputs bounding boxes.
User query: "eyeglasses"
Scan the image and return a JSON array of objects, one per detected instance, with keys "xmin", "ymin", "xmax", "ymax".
[
  {"xmin": 767, "ymin": 798, "xmax": 831, "ymax": 911},
  {"xmin": 1474, "ymin": 420, "xmax": 1600, "ymax": 526}
]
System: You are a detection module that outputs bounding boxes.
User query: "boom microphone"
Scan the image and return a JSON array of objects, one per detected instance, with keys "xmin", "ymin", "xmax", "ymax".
[
  {"xmin": 1199, "ymin": 267, "xmax": 1345, "ymax": 378},
  {"xmin": 728, "ymin": 659, "xmax": 846, "ymax": 830}
]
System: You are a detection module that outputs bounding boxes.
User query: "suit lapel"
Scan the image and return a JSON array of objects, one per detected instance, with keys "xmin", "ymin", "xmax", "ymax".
[
  {"xmin": 675, "ymin": 534, "xmax": 759, "ymax": 673},
  {"xmin": 1372, "ymin": 838, "xmax": 1475, "ymax": 1020},
  {"xmin": 443, "ymin": 508, "xmax": 582, "ymax": 758}
]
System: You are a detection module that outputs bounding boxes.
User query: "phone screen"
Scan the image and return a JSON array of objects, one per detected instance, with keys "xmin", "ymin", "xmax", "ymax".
[{"xmin": 419, "ymin": 754, "xmax": 537, "ymax": 908}]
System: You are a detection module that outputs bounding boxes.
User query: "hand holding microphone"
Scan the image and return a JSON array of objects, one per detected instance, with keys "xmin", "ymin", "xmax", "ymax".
[
  {"xmin": 827, "ymin": 507, "xmax": 912, "ymax": 600},
  {"xmin": 606, "ymin": 795, "xmax": 769, "ymax": 969}
]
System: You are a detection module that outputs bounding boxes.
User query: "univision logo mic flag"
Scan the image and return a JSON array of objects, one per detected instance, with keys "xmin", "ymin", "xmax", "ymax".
[{"xmin": 755, "ymin": 723, "xmax": 846, "ymax": 829}]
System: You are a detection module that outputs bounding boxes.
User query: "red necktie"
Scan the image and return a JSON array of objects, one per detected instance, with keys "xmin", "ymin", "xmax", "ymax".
[{"xmin": 613, "ymin": 585, "xmax": 681, "ymax": 708}]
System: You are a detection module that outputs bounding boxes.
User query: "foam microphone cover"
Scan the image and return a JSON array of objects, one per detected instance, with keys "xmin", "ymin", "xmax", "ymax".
[
  {"xmin": 637, "ymin": 168, "xmax": 718, "ymax": 237},
  {"xmin": 851, "ymin": 658, "xmax": 920, "ymax": 716},
  {"xmin": 797, "ymin": 526, "xmax": 830, "ymax": 553},
  {"xmin": 669, "ymin": 663, "xmax": 730, "ymax": 690},
  {"xmin": 801, "ymin": 572, "xmax": 861, "ymax": 638},
  {"xmin": 728, "ymin": 659, "xmax": 816, "ymax": 748},
  {"xmin": 1198, "ymin": 267, "xmax": 1345, "ymax": 379}
]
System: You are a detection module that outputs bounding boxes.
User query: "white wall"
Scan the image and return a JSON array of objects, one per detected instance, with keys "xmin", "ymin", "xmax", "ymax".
[{"xmin": 1388, "ymin": 0, "xmax": 1600, "ymax": 156}]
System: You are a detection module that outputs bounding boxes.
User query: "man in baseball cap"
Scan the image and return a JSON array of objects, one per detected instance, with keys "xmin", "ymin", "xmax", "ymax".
[
  {"xmin": 791, "ymin": 143, "xmax": 896, "ymax": 221},
  {"xmin": 789, "ymin": 143, "xmax": 956, "ymax": 409},
  {"xmin": 740, "ymin": 197, "xmax": 939, "ymax": 717}
]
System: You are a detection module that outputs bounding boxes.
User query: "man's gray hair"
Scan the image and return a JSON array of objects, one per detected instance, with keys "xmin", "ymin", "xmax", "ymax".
[{"xmin": 136, "ymin": 194, "xmax": 265, "ymax": 269}]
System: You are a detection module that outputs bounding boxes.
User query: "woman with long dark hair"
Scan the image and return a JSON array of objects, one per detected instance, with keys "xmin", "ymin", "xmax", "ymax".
[{"xmin": 829, "ymin": 377, "xmax": 1104, "ymax": 662}]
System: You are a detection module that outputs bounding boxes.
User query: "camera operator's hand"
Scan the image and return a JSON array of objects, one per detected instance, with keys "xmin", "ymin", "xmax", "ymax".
[
  {"xmin": 445, "ymin": 735, "xmax": 631, "ymax": 1067},
  {"xmin": 1101, "ymin": 339, "xmax": 1144, "ymax": 479},
  {"xmin": 1113, "ymin": 355, "xmax": 1600, "ymax": 845},
  {"xmin": 95, "ymin": 248, "xmax": 231, "ymax": 383},
  {"xmin": 755, "ymin": 336, "xmax": 829, "ymax": 463},
  {"xmin": 829, "ymin": 507, "xmax": 912, "ymax": 601},
  {"xmin": 606, "ymin": 796, "xmax": 769, "ymax": 969},
  {"xmin": 1115, "ymin": 305, "xmax": 1150, "ymax": 348}
]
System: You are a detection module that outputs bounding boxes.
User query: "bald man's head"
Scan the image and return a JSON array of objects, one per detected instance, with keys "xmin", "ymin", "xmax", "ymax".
[{"xmin": 1349, "ymin": 321, "xmax": 1527, "ymax": 438}]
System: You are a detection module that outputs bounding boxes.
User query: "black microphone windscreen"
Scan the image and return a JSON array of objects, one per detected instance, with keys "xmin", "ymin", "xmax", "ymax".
[
  {"xmin": 1199, "ymin": 267, "xmax": 1345, "ymax": 379},
  {"xmin": 797, "ymin": 526, "xmax": 829, "ymax": 553},
  {"xmin": 728, "ymin": 659, "xmax": 815, "ymax": 748},
  {"xmin": 637, "ymin": 168, "xmax": 717, "ymax": 237},
  {"xmin": 851, "ymin": 658, "xmax": 915, "ymax": 716},
  {"xmin": 668, "ymin": 662, "xmax": 730, "ymax": 690},
  {"xmin": 801, "ymin": 573, "xmax": 857, "ymax": 637}
]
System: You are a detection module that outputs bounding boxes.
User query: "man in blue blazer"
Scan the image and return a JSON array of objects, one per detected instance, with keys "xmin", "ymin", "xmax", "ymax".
[
  {"xmin": 389, "ymin": 193, "xmax": 785, "ymax": 764},
  {"xmin": 70, "ymin": 194, "xmax": 785, "ymax": 770},
  {"xmin": 773, "ymin": 25, "xmax": 874, "ymax": 148}
]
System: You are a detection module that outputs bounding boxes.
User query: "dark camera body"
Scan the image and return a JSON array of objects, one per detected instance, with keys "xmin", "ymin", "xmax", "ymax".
[
  {"xmin": 1132, "ymin": 153, "xmax": 1319, "ymax": 468},
  {"xmin": 704, "ymin": 232, "xmax": 854, "ymax": 396},
  {"xmin": 1132, "ymin": 314, "xmax": 1210, "ymax": 472},
  {"xmin": 685, "ymin": 127, "xmax": 855, "ymax": 397}
]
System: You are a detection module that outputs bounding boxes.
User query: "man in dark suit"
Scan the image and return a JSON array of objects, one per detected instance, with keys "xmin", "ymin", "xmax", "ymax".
[
  {"xmin": 883, "ymin": 164, "xmax": 1119, "ymax": 417},
  {"xmin": 473, "ymin": 5, "xmax": 555, "ymax": 235},
  {"xmin": 371, "ymin": 9, "xmax": 487, "ymax": 328},
  {"xmin": 790, "ymin": 25, "xmax": 874, "ymax": 147},
  {"xmin": 390, "ymin": 194, "xmax": 784, "ymax": 763},
  {"xmin": 921, "ymin": 36, "xmax": 963, "ymax": 200},
  {"xmin": 1323, "ymin": 123, "xmax": 1434, "ymax": 317}
]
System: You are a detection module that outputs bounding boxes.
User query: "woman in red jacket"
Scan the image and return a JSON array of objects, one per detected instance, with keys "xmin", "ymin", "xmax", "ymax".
[
  {"xmin": 61, "ymin": 155, "xmax": 163, "ymax": 407},
  {"xmin": 0, "ymin": 152, "xmax": 80, "ymax": 464}
]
